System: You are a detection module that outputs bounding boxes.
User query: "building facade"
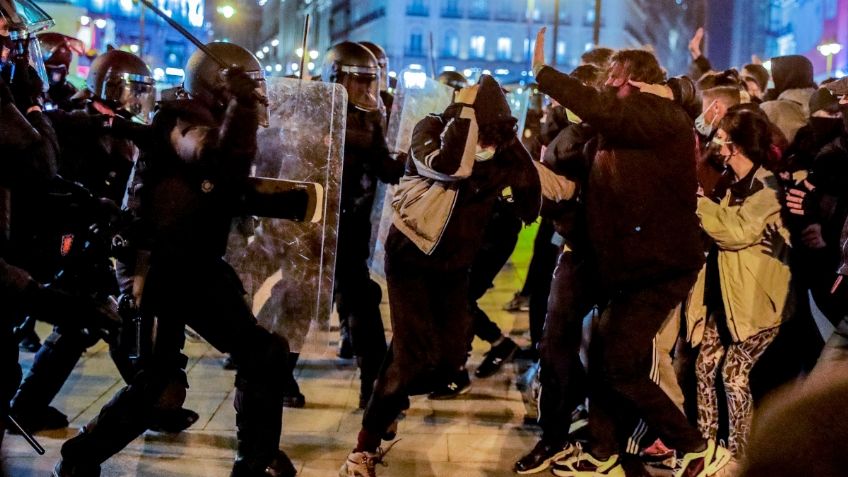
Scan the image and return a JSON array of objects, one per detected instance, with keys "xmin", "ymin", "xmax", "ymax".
[
  {"xmin": 716, "ymin": 0, "xmax": 848, "ymax": 79},
  {"xmin": 41, "ymin": 0, "xmax": 205, "ymax": 86}
]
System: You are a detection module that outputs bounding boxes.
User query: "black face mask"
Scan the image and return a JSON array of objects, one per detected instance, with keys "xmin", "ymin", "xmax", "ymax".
[{"xmin": 810, "ymin": 117, "xmax": 844, "ymax": 143}]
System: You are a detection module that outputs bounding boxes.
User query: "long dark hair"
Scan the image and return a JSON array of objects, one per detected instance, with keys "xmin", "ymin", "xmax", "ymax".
[{"xmin": 718, "ymin": 106, "xmax": 773, "ymax": 167}]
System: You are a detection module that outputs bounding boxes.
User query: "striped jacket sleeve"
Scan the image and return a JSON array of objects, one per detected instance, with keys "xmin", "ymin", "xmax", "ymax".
[{"xmin": 409, "ymin": 103, "xmax": 478, "ymax": 182}]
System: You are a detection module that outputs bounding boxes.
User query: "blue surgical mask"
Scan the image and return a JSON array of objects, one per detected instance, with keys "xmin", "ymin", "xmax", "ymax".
[{"xmin": 695, "ymin": 100, "xmax": 719, "ymax": 137}]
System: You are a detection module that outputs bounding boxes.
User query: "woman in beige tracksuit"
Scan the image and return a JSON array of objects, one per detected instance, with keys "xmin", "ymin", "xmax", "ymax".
[{"xmin": 687, "ymin": 107, "xmax": 794, "ymax": 458}]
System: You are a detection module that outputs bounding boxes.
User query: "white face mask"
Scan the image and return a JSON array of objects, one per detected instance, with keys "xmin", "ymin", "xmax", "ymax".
[
  {"xmin": 695, "ymin": 99, "xmax": 719, "ymax": 137},
  {"xmin": 475, "ymin": 146, "xmax": 495, "ymax": 162}
]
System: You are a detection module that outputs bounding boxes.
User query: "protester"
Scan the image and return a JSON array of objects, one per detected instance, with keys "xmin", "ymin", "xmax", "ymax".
[{"xmin": 690, "ymin": 107, "xmax": 793, "ymax": 461}]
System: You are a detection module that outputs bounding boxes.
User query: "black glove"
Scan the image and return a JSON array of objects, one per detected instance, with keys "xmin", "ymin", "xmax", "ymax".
[
  {"xmin": 10, "ymin": 63, "xmax": 44, "ymax": 111},
  {"xmin": 24, "ymin": 281, "xmax": 122, "ymax": 340},
  {"xmin": 223, "ymin": 66, "xmax": 261, "ymax": 105},
  {"xmin": 0, "ymin": 76, "xmax": 13, "ymax": 106}
]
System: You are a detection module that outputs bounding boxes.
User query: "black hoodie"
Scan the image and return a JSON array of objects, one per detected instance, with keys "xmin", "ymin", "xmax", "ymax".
[{"xmin": 765, "ymin": 55, "xmax": 816, "ymax": 100}]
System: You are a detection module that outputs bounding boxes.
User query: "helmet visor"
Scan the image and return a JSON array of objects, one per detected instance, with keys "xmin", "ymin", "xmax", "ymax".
[
  {"xmin": 0, "ymin": 0, "xmax": 54, "ymax": 34},
  {"xmin": 2, "ymin": 34, "xmax": 49, "ymax": 91},
  {"xmin": 340, "ymin": 69, "xmax": 379, "ymax": 112},
  {"xmin": 102, "ymin": 73, "xmax": 156, "ymax": 124}
]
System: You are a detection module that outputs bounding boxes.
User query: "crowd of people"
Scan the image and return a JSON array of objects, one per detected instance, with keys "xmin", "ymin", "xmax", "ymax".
[{"xmin": 2, "ymin": 0, "xmax": 848, "ymax": 475}]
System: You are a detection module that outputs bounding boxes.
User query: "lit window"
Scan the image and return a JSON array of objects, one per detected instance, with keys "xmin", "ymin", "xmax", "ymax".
[
  {"xmin": 444, "ymin": 30, "xmax": 459, "ymax": 57},
  {"xmin": 497, "ymin": 37, "xmax": 512, "ymax": 60},
  {"xmin": 470, "ymin": 35, "xmax": 485, "ymax": 59}
]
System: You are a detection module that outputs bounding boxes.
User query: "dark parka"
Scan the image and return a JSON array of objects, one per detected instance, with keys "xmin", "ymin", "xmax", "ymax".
[{"xmin": 536, "ymin": 66, "xmax": 704, "ymax": 287}]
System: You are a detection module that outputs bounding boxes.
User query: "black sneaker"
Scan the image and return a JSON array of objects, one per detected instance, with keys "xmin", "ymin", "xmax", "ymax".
[
  {"xmin": 9, "ymin": 406, "xmax": 69, "ymax": 433},
  {"xmin": 513, "ymin": 440, "xmax": 578, "ymax": 474},
  {"xmin": 428, "ymin": 370, "xmax": 471, "ymax": 400},
  {"xmin": 283, "ymin": 391, "xmax": 306, "ymax": 408},
  {"xmin": 475, "ymin": 338, "xmax": 519, "ymax": 378},
  {"xmin": 503, "ymin": 292, "xmax": 530, "ymax": 312}
]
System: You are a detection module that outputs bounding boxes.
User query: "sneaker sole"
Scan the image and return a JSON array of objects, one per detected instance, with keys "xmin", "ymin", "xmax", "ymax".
[
  {"xmin": 514, "ymin": 447, "xmax": 576, "ymax": 475},
  {"xmin": 552, "ymin": 464, "xmax": 625, "ymax": 477}
]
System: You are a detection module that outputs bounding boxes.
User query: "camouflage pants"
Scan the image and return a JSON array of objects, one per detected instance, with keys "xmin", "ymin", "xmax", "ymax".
[{"xmin": 696, "ymin": 314, "xmax": 778, "ymax": 457}]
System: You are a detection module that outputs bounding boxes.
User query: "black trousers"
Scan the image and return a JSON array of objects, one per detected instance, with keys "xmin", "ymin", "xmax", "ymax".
[
  {"xmin": 522, "ymin": 219, "xmax": 560, "ymax": 349},
  {"xmin": 1, "ymin": 318, "xmax": 22, "ymax": 448},
  {"xmin": 468, "ymin": 203, "xmax": 523, "ymax": 345},
  {"xmin": 588, "ymin": 273, "xmax": 704, "ymax": 458},
  {"xmin": 60, "ymin": 258, "xmax": 290, "ymax": 467},
  {"xmin": 538, "ymin": 250, "xmax": 601, "ymax": 443},
  {"xmin": 361, "ymin": 229, "xmax": 473, "ymax": 437},
  {"xmin": 333, "ymin": 216, "xmax": 388, "ymax": 386}
]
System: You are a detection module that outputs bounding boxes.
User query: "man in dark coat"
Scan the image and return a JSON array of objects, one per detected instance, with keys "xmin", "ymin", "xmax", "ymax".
[{"xmin": 532, "ymin": 28, "xmax": 730, "ymax": 477}]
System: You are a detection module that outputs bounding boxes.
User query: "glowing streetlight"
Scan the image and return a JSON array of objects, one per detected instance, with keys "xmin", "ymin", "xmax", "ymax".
[
  {"xmin": 80, "ymin": 15, "xmax": 91, "ymax": 26},
  {"xmin": 818, "ymin": 40, "xmax": 843, "ymax": 76},
  {"xmin": 295, "ymin": 48, "xmax": 304, "ymax": 58},
  {"xmin": 262, "ymin": 46, "xmax": 270, "ymax": 53},
  {"xmin": 216, "ymin": 4, "xmax": 236, "ymax": 19},
  {"xmin": 271, "ymin": 39, "xmax": 279, "ymax": 47},
  {"xmin": 94, "ymin": 18, "xmax": 107, "ymax": 29},
  {"xmin": 309, "ymin": 50, "xmax": 319, "ymax": 60}
]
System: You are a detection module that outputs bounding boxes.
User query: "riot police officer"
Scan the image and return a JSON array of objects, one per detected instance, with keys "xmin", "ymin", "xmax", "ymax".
[
  {"xmin": 10, "ymin": 49, "xmax": 199, "ymax": 436},
  {"xmin": 323, "ymin": 42, "xmax": 404, "ymax": 408},
  {"xmin": 37, "ymin": 32, "xmax": 84, "ymax": 111},
  {"xmin": 54, "ymin": 42, "xmax": 296, "ymax": 477},
  {"xmin": 358, "ymin": 41, "xmax": 392, "ymax": 120}
]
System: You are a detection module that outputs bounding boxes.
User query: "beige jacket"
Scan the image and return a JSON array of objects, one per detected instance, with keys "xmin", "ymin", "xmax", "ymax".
[{"xmin": 686, "ymin": 167, "xmax": 794, "ymax": 345}]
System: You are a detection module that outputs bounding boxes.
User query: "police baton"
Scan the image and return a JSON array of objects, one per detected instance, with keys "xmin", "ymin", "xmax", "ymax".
[{"xmin": 6, "ymin": 414, "xmax": 46, "ymax": 455}]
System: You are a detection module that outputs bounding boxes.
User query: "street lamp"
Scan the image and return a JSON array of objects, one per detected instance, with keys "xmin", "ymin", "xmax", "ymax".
[
  {"xmin": 818, "ymin": 39, "xmax": 843, "ymax": 76},
  {"xmin": 216, "ymin": 4, "xmax": 236, "ymax": 19}
]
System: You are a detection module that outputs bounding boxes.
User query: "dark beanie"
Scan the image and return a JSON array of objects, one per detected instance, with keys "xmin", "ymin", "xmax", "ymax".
[
  {"xmin": 809, "ymin": 88, "xmax": 841, "ymax": 115},
  {"xmin": 742, "ymin": 64, "xmax": 770, "ymax": 92},
  {"xmin": 474, "ymin": 74, "xmax": 514, "ymax": 128}
]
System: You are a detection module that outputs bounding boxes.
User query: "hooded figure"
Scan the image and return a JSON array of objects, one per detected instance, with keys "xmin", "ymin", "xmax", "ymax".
[
  {"xmin": 340, "ymin": 75, "xmax": 550, "ymax": 477},
  {"xmin": 761, "ymin": 55, "xmax": 817, "ymax": 143}
]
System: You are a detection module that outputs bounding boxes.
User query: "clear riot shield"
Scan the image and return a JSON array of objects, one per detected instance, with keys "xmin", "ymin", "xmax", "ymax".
[
  {"xmin": 507, "ymin": 87, "xmax": 531, "ymax": 140},
  {"xmin": 368, "ymin": 73, "xmax": 454, "ymax": 278},
  {"xmin": 226, "ymin": 77, "xmax": 346, "ymax": 352}
]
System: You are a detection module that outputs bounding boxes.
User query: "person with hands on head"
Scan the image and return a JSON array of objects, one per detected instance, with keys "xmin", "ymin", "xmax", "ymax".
[
  {"xmin": 340, "ymin": 75, "xmax": 550, "ymax": 477},
  {"xmin": 532, "ymin": 28, "xmax": 732, "ymax": 477}
]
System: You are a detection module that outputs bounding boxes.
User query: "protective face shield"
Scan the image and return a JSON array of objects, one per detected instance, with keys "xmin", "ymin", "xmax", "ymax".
[
  {"xmin": 339, "ymin": 68, "xmax": 380, "ymax": 112},
  {"xmin": 97, "ymin": 72, "xmax": 156, "ymax": 124},
  {"xmin": 0, "ymin": 0, "xmax": 53, "ymax": 86}
]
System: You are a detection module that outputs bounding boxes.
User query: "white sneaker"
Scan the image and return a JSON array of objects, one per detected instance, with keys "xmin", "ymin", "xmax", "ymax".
[{"xmin": 338, "ymin": 441, "xmax": 399, "ymax": 477}]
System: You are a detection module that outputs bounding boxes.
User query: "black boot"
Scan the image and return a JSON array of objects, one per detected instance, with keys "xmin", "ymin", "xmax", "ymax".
[
  {"xmin": 231, "ymin": 450, "xmax": 296, "ymax": 477},
  {"xmin": 149, "ymin": 407, "xmax": 200, "ymax": 433},
  {"xmin": 282, "ymin": 353, "xmax": 305, "ymax": 408}
]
